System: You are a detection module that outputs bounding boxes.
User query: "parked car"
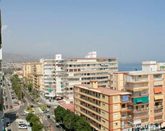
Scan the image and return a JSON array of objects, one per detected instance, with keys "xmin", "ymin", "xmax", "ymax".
[
  {"xmin": 56, "ymin": 123, "xmax": 60, "ymax": 127},
  {"xmin": 18, "ymin": 124, "xmax": 27, "ymax": 129},
  {"xmin": 6, "ymin": 122, "xmax": 10, "ymax": 127}
]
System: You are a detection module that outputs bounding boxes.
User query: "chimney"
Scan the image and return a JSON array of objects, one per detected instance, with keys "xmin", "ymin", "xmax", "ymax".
[{"xmin": 90, "ymin": 81, "xmax": 98, "ymax": 89}]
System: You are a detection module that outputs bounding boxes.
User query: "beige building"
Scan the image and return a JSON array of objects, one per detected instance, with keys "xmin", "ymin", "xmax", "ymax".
[
  {"xmin": 110, "ymin": 70, "xmax": 165, "ymax": 128},
  {"xmin": 23, "ymin": 62, "xmax": 43, "ymax": 90},
  {"xmin": 74, "ymin": 82, "xmax": 132, "ymax": 131},
  {"xmin": 32, "ymin": 62, "xmax": 43, "ymax": 90},
  {"xmin": 23, "ymin": 62, "xmax": 34, "ymax": 80}
]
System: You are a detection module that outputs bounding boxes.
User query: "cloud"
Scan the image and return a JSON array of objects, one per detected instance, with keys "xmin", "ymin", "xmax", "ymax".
[{"xmin": 2, "ymin": 25, "xmax": 8, "ymax": 31}]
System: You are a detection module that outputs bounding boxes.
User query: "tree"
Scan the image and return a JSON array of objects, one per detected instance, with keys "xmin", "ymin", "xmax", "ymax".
[
  {"xmin": 63, "ymin": 110, "xmax": 75, "ymax": 130},
  {"xmin": 26, "ymin": 113, "xmax": 43, "ymax": 131},
  {"xmin": 54, "ymin": 106, "xmax": 92, "ymax": 131},
  {"xmin": 28, "ymin": 83, "xmax": 33, "ymax": 92},
  {"xmin": 11, "ymin": 74, "xmax": 23, "ymax": 100},
  {"xmin": 74, "ymin": 116, "xmax": 91, "ymax": 131},
  {"xmin": 54, "ymin": 106, "xmax": 66, "ymax": 122}
]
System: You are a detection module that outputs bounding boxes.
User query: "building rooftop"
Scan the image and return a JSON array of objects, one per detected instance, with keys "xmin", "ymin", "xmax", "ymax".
[
  {"xmin": 76, "ymin": 85, "xmax": 131, "ymax": 96},
  {"xmin": 128, "ymin": 70, "xmax": 165, "ymax": 75},
  {"xmin": 114, "ymin": 70, "xmax": 165, "ymax": 75},
  {"xmin": 65, "ymin": 57, "xmax": 117, "ymax": 61},
  {"xmin": 58, "ymin": 101, "xmax": 74, "ymax": 112}
]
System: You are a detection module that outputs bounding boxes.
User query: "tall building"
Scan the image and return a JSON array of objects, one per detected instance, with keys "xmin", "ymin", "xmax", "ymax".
[
  {"xmin": 40, "ymin": 58, "xmax": 56, "ymax": 99},
  {"xmin": 110, "ymin": 70, "xmax": 165, "ymax": 128},
  {"xmin": 54, "ymin": 54, "xmax": 64, "ymax": 96},
  {"xmin": 23, "ymin": 62, "xmax": 34, "ymax": 80},
  {"xmin": 0, "ymin": 10, "xmax": 4, "ymax": 129},
  {"xmin": 74, "ymin": 82, "xmax": 132, "ymax": 131},
  {"xmin": 0, "ymin": 10, "xmax": 2, "ymax": 96},
  {"xmin": 63, "ymin": 56, "xmax": 118, "ymax": 100},
  {"xmin": 32, "ymin": 62, "xmax": 43, "ymax": 90}
]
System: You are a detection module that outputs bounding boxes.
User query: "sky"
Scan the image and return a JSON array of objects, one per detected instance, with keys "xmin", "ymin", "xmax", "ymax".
[{"xmin": 1, "ymin": 0, "xmax": 165, "ymax": 63}]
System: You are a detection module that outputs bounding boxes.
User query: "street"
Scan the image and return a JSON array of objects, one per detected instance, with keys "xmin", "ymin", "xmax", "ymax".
[{"xmin": 2, "ymin": 74, "xmax": 64, "ymax": 131}]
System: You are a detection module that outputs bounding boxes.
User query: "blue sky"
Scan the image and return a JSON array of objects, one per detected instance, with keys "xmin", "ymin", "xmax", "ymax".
[{"xmin": 1, "ymin": 0, "xmax": 165, "ymax": 63}]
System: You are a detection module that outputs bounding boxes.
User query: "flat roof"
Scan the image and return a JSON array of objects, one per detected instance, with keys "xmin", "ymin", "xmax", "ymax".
[
  {"xmin": 128, "ymin": 70, "xmax": 165, "ymax": 75},
  {"xmin": 113, "ymin": 70, "xmax": 165, "ymax": 75},
  {"xmin": 75, "ymin": 85, "xmax": 131, "ymax": 96}
]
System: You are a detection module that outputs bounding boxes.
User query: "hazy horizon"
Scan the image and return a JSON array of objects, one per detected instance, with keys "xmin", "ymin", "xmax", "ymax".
[{"xmin": 1, "ymin": 0, "xmax": 165, "ymax": 63}]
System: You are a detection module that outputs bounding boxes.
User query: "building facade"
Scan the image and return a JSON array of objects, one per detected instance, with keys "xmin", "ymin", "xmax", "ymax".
[
  {"xmin": 110, "ymin": 70, "xmax": 165, "ymax": 129},
  {"xmin": 32, "ymin": 62, "xmax": 43, "ymax": 90},
  {"xmin": 63, "ymin": 57, "xmax": 118, "ymax": 100},
  {"xmin": 74, "ymin": 82, "xmax": 132, "ymax": 131},
  {"xmin": 23, "ymin": 62, "xmax": 34, "ymax": 80},
  {"xmin": 0, "ymin": 10, "xmax": 4, "ymax": 130}
]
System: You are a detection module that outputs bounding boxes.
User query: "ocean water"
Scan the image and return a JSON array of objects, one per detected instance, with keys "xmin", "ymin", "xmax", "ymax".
[{"xmin": 119, "ymin": 63, "xmax": 142, "ymax": 71}]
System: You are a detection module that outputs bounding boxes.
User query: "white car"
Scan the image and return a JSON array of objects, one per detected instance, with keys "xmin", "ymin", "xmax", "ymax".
[{"xmin": 18, "ymin": 124, "xmax": 27, "ymax": 129}]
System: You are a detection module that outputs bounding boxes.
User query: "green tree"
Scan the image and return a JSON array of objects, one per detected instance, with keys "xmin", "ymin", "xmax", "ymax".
[
  {"xmin": 74, "ymin": 117, "xmax": 91, "ymax": 131},
  {"xmin": 26, "ymin": 113, "xmax": 43, "ymax": 131},
  {"xmin": 11, "ymin": 74, "xmax": 23, "ymax": 100},
  {"xmin": 54, "ymin": 106, "xmax": 92, "ymax": 131},
  {"xmin": 54, "ymin": 106, "xmax": 66, "ymax": 122},
  {"xmin": 63, "ymin": 110, "xmax": 75, "ymax": 130},
  {"xmin": 28, "ymin": 83, "xmax": 33, "ymax": 92}
]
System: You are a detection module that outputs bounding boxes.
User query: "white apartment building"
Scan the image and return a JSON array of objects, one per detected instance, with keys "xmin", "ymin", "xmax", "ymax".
[
  {"xmin": 142, "ymin": 61, "xmax": 165, "ymax": 72},
  {"xmin": 55, "ymin": 54, "xmax": 64, "ymax": 96},
  {"xmin": 40, "ymin": 58, "xmax": 56, "ymax": 99},
  {"xmin": 62, "ymin": 53, "xmax": 118, "ymax": 100},
  {"xmin": 40, "ymin": 52, "xmax": 118, "ymax": 101}
]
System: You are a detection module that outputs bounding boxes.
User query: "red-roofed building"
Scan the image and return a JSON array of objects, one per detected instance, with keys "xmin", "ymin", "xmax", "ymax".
[{"xmin": 58, "ymin": 100, "xmax": 74, "ymax": 112}]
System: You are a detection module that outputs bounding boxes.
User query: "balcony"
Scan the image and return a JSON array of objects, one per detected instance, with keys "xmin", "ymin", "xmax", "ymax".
[
  {"xmin": 154, "ymin": 109, "xmax": 163, "ymax": 116},
  {"xmin": 154, "ymin": 106, "xmax": 163, "ymax": 110},
  {"xmin": 126, "ymin": 77, "xmax": 148, "ymax": 83}
]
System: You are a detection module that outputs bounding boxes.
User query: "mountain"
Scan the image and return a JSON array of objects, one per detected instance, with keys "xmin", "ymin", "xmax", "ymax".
[{"xmin": 3, "ymin": 52, "xmax": 39, "ymax": 63}]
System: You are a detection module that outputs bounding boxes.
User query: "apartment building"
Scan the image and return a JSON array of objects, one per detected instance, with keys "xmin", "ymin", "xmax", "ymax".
[
  {"xmin": 23, "ymin": 62, "xmax": 43, "ymax": 90},
  {"xmin": 110, "ymin": 70, "xmax": 165, "ymax": 128},
  {"xmin": 0, "ymin": 10, "xmax": 3, "ymax": 129},
  {"xmin": 32, "ymin": 62, "xmax": 43, "ymax": 90},
  {"xmin": 142, "ymin": 61, "xmax": 165, "ymax": 71},
  {"xmin": 0, "ymin": 10, "xmax": 2, "ymax": 97},
  {"xmin": 23, "ymin": 62, "xmax": 34, "ymax": 80},
  {"xmin": 74, "ymin": 82, "xmax": 132, "ymax": 131},
  {"xmin": 63, "ymin": 56, "xmax": 118, "ymax": 100},
  {"xmin": 40, "ymin": 58, "xmax": 56, "ymax": 99},
  {"xmin": 54, "ymin": 54, "xmax": 64, "ymax": 96}
]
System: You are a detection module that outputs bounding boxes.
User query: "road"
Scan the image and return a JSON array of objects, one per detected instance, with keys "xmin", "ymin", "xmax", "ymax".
[
  {"xmin": 4, "ymin": 74, "xmax": 62, "ymax": 131},
  {"xmin": 22, "ymin": 87, "xmax": 62, "ymax": 131},
  {"xmin": 4, "ymin": 77, "xmax": 13, "ymax": 111}
]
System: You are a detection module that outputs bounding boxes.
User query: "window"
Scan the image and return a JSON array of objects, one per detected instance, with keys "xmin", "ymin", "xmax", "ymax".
[
  {"xmin": 102, "ymin": 95, "xmax": 105, "ymax": 98},
  {"xmin": 122, "ymin": 104, "xmax": 126, "ymax": 108}
]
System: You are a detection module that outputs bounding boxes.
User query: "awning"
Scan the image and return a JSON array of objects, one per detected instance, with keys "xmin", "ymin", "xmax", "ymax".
[
  {"xmin": 133, "ymin": 96, "xmax": 149, "ymax": 104},
  {"xmin": 154, "ymin": 87, "xmax": 162, "ymax": 94},
  {"xmin": 154, "ymin": 94, "xmax": 163, "ymax": 100}
]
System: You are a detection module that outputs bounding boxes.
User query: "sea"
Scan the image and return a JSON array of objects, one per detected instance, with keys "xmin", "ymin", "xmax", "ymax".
[{"xmin": 119, "ymin": 63, "xmax": 141, "ymax": 71}]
